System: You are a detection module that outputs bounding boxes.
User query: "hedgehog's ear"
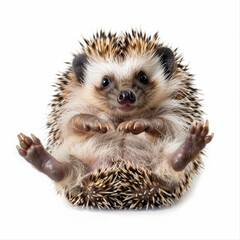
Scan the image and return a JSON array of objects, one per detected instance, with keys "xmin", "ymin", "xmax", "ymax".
[
  {"xmin": 155, "ymin": 47, "xmax": 175, "ymax": 79},
  {"xmin": 72, "ymin": 54, "xmax": 88, "ymax": 84}
]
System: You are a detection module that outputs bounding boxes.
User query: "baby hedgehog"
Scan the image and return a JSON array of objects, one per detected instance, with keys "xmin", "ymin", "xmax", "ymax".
[{"xmin": 16, "ymin": 30, "xmax": 214, "ymax": 209}]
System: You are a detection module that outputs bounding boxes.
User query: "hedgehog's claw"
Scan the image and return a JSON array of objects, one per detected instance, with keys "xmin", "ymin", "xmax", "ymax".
[
  {"xmin": 117, "ymin": 119, "xmax": 150, "ymax": 134},
  {"xmin": 205, "ymin": 132, "xmax": 214, "ymax": 144}
]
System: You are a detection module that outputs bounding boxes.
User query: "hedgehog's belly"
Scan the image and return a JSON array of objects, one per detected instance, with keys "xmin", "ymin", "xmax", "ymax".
[
  {"xmin": 66, "ymin": 133, "xmax": 159, "ymax": 173},
  {"xmin": 87, "ymin": 133, "xmax": 157, "ymax": 172},
  {"xmin": 119, "ymin": 134, "xmax": 154, "ymax": 167}
]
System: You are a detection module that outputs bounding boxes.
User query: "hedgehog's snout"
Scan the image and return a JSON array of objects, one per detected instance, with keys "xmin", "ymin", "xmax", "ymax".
[{"xmin": 117, "ymin": 90, "xmax": 136, "ymax": 104}]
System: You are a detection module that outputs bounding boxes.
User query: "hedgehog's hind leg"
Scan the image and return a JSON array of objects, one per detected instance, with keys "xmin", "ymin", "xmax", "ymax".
[
  {"xmin": 16, "ymin": 133, "xmax": 68, "ymax": 182},
  {"xmin": 169, "ymin": 120, "xmax": 214, "ymax": 172}
]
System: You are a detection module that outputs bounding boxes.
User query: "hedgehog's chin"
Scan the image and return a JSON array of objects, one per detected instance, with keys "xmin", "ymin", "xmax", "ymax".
[
  {"xmin": 112, "ymin": 105, "xmax": 148, "ymax": 117},
  {"xmin": 117, "ymin": 104, "xmax": 136, "ymax": 112}
]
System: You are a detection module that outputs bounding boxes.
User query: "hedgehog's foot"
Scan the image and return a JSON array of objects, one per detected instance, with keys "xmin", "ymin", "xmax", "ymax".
[
  {"xmin": 69, "ymin": 114, "xmax": 115, "ymax": 134},
  {"xmin": 16, "ymin": 133, "xmax": 68, "ymax": 181},
  {"xmin": 117, "ymin": 119, "xmax": 158, "ymax": 135},
  {"xmin": 169, "ymin": 120, "xmax": 214, "ymax": 171}
]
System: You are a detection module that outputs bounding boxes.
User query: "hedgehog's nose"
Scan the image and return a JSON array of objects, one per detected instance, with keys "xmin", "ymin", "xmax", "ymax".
[{"xmin": 117, "ymin": 90, "xmax": 136, "ymax": 104}]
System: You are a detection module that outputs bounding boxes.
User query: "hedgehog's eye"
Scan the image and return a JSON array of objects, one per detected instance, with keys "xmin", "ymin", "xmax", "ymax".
[
  {"xmin": 102, "ymin": 77, "xmax": 110, "ymax": 88},
  {"xmin": 138, "ymin": 72, "xmax": 148, "ymax": 85}
]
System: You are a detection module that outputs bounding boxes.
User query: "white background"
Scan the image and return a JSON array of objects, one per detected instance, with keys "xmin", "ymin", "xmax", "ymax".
[{"xmin": 0, "ymin": 0, "xmax": 239, "ymax": 239}]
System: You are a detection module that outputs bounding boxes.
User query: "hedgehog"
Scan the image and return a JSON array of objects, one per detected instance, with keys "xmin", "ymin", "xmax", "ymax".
[{"xmin": 16, "ymin": 30, "xmax": 214, "ymax": 209}]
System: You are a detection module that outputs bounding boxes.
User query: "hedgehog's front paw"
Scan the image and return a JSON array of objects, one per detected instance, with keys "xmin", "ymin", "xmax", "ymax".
[
  {"xmin": 70, "ymin": 114, "xmax": 114, "ymax": 134},
  {"xmin": 16, "ymin": 133, "xmax": 67, "ymax": 181},
  {"xmin": 169, "ymin": 120, "xmax": 214, "ymax": 171},
  {"xmin": 84, "ymin": 119, "xmax": 115, "ymax": 134},
  {"xmin": 117, "ymin": 119, "xmax": 153, "ymax": 134}
]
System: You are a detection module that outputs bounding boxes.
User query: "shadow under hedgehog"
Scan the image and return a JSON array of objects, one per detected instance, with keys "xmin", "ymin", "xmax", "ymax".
[{"xmin": 16, "ymin": 30, "xmax": 214, "ymax": 209}]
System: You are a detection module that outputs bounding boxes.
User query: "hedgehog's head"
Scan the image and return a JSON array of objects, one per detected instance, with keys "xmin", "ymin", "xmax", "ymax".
[{"xmin": 72, "ymin": 31, "xmax": 176, "ymax": 118}]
